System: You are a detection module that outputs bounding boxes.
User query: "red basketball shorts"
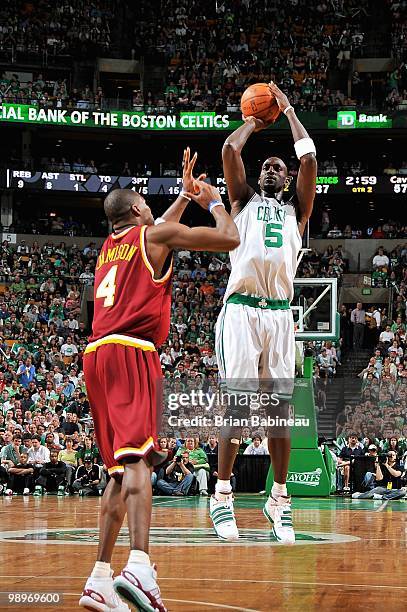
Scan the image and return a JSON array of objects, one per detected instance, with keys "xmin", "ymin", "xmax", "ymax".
[{"xmin": 83, "ymin": 334, "xmax": 163, "ymax": 477}]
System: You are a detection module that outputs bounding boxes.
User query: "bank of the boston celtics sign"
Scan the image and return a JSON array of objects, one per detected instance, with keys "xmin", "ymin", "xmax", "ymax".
[{"xmin": 0, "ymin": 104, "xmax": 242, "ymax": 131}]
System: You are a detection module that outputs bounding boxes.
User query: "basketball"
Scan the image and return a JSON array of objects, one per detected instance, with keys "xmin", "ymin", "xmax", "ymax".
[
  {"xmin": 240, "ymin": 82, "xmax": 279, "ymax": 122},
  {"xmin": 3, "ymin": 0, "xmax": 407, "ymax": 609}
]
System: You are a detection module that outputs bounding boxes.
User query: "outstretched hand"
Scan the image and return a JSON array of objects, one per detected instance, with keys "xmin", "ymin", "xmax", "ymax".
[
  {"xmin": 184, "ymin": 179, "xmax": 223, "ymax": 211},
  {"xmin": 182, "ymin": 147, "xmax": 206, "ymax": 194}
]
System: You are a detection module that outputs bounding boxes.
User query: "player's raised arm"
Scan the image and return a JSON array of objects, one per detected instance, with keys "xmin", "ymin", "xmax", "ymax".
[
  {"xmin": 222, "ymin": 119, "xmax": 263, "ymax": 211},
  {"xmin": 147, "ymin": 181, "xmax": 240, "ymax": 254},
  {"xmin": 269, "ymin": 82, "xmax": 317, "ymax": 237},
  {"xmin": 158, "ymin": 147, "xmax": 206, "ymax": 223}
]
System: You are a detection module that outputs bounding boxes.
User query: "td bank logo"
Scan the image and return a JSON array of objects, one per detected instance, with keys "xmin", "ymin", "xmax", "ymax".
[
  {"xmin": 287, "ymin": 468, "xmax": 322, "ymax": 486},
  {"xmin": 337, "ymin": 110, "xmax": 356, "ymax": 128},
  {"xmin": 336, "ymin": 110, "xmax": 391, "ymax": 129}
]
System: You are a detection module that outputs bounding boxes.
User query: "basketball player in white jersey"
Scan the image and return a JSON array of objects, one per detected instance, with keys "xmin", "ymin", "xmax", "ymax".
[{"xmin": 210, "ymin": 82, "xmax": 317, "ymax": 543}]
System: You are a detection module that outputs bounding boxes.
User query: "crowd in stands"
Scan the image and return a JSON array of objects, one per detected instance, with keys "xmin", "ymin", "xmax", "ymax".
[
  {"xmin": 0, "ymin": 229, "xmax": 405, "ymax": 496},
  {"xmin": 0, "ymin": 0, "xmax": 116, "ymax": 61},
  {"xmin": 335, "ymin": 296, "xmax": 407, "ymax": 441},
  {"xmin": 319, "ymin": 214, "xmax": 407, "ymax": 240},
  {"xmin": 151, "ymin": 431, "xmax": 268, "ymax": 497},
  {"xmin": 332, "ymin": 432, "xmax": 407, "ymax": 498},
  {"xmin": 134, "ymin": 0, "xmax": 372, "ymax": 112},
  {"xmin": 10, "ymin": 210, "xmax": 108, "ymax": 238},
  {"xmin": 0, "ymin": 237, "xmax": 274, "ymax": 496},
  {"xmin": 0, "ymin": 0, "xmax": 405, "ymax": 114},
  {"xmin": 318, "ymin": 159, "xmax": 407, "ymax": 177},
  {"xmin": 332, "ymin": 251, "xmax": 406, "ymax": 495},
  {"xmin": 389, "ymin": 0, "xmax": 407, "ymax": 63},
  {"xmin": 0, "ymin": 72, "xmax": 105, "ymax": 110}
]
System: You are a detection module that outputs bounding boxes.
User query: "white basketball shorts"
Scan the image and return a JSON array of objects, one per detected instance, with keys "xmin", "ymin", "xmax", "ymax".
[{"xmin": 215, "ymin": 303, "xmax": 296, "ymax": 398}]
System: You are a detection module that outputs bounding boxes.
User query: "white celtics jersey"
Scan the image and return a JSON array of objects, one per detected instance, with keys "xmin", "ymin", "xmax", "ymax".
[{"xmin": 224, "ymin": 192, "xmax": 302, "ymax": 302}]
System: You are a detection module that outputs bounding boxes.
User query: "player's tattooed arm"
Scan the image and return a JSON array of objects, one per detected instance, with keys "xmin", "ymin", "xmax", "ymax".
[
  {"xmin": 222, "ymin": 120, "xmax": 260, "ymax": 217},
  {"xmin": 269, "ymin": 82, "xmax": 317, "ymax": 237},
  {"xmin": 160, "ymin": 147, "xmax": 206, "ymax": 223}
]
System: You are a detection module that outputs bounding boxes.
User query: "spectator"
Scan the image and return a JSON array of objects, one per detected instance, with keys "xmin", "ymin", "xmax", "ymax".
[
  {"xmin": 316, "ymin": 348, "xmax": 335, "ymax": 378},
  {"xmin": 351, "ymin": 302, "xmax": 366, "ymax": 350},
  {"xmin": 337, "ymin": 433, "xmax": 364, "ymax": 492},
  {"xmin": 176, "ymin": 437, "xmax": 209, "ymax": 495},
  {"xmin": 372, "ymin": 247, "xmax": 390, "ymax": 270},
  {"xmin": 58, "ymin": 436, "xmax": 78, "ymax": 492},
  {"xmin": 379, "ymin": 325, "xmax": 395, "ymax": 347},
  {"xmin": 239, "ymin": 428, "xmax": 252, "ymax": 454},
  {"xmin": 34, "ymin": 449, "xmax": 67, "ymax": 496},
  {"xmin": 1, "ymin": 433, "xmax": 28, "ymax": 483},
  {"xmin": 243, "ymin": 434, "xmax": 269, "ymax": 455},
  {"xmin": 352, "ymin": 451, "xmax": 405, "ymax": 499},
  {"xmin": 156, "ymin": 451, "xmax": 195, "ymax": 496},
  {"xmin": 72, "ymin": 458, "xmax": 102, "ymax": 496},
  {"xmin": 28, "ymin": 435, "xmax": 51, "ymax": 470},
  {"xmin": 16, "ymin": 358, "xmax": 36, "ymax": 388},
  {"xmin": 7, "ymin": 451, "xmax": 35, "ymax": 495}
]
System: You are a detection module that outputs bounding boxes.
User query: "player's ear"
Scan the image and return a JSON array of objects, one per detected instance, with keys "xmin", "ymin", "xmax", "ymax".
[
  {"xmin": 130, "ymin": 203, "xmax": 142, "ymax": 218},
  {"xmin": 284, "ymin": 176, "xmax": 293, "ymax": 188}
]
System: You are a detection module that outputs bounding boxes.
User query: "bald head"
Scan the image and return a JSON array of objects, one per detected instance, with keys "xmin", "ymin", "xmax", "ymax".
[
  {"xmin": 104, "ymin": 189, "xmax": 144, "ymax": 225},
  {"xmin": 259, "ymin": 157, "xmax": 288, "ymax": 197}
]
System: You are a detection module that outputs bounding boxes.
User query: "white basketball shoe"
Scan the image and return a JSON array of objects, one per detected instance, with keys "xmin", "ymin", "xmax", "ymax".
[
  {"xmin": 209, "ymin": 492, "xmax": 239, "ymax": 541},
  {"xmin": 263, "ymin": 494, "xmax": 295, "ymax": 544},
  {"xmin": 113, "ymin": 562, "xmax": 167, "ymax": 612},
  {"xmin": 79, "ymin": 571, "xmax": 131, "ymax": 611}
]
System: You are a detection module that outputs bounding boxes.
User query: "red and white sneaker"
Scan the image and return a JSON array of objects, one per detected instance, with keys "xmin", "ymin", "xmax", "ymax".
[
  {"xmin": 79, "ymin": 573, "xmax": 131, "ymax": 612},
  {"xmin": 113, "ymin": 563, "xmax": 167, "ymax": 612}
]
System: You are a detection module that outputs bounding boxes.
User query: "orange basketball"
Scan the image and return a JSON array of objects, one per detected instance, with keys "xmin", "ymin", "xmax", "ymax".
[{"xmin": 240, "ymin": 83, "xmax": 279, "ymax": 122}]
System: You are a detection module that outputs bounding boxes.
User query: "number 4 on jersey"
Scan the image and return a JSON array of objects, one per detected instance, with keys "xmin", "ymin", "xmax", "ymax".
[{"xmin": 96, "ymin": 265, "xmax": 118, "ymax": 307}]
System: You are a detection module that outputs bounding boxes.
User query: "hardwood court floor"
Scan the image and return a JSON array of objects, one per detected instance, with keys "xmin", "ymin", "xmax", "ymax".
[{"xmin": 0, "ymin": 494, "xmax": 407, "ymax": 611}]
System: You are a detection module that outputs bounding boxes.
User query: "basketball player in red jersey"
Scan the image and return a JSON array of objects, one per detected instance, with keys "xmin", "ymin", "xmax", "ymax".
[{"xmin": 79, "ymin": 149, "xmax": 239, "ymax": 612}]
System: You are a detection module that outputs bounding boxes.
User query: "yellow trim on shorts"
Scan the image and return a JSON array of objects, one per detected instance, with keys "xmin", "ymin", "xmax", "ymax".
[
  {"xmin": 114, "ymin": 437, "xmax": 155, "ymax": 460},
  {"xmin": 84, "ymin": 334, "xmax": 156, "ymax": 355},
  {"xmin": 108, "ymin": 465, "xmax": 125, "ymax": 475},
  {"xmin": 140, "ymin": 225, "xmax": 173, "ymax": 284}
]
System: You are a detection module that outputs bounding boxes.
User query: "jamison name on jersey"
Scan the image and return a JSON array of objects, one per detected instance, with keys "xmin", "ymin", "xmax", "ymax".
[{"xmin": 96, "ymin": 243, "xmax": 138, "ymax": 270}]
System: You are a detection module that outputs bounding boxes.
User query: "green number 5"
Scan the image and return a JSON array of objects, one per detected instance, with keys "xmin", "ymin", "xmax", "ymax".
[{"xmin": 265, "ymin": 222, "xmax": 283, "ymax": 248}]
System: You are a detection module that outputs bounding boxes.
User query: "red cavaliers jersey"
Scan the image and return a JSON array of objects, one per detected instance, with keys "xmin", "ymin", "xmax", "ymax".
[{"xmin": 90, "ymin": 225, "xmax": 172, "ymax": 347}]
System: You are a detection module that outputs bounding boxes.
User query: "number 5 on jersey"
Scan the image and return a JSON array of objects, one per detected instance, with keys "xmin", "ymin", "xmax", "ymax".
[
  {"xmin": 96, "ymin": 265, "xmax": 118, "ymax": 307},
  {"xmin": 265, "ymin": 222, "xmax": 283, "ymax": 248}
]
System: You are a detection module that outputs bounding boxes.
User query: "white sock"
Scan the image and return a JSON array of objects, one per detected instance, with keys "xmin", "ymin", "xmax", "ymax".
[
  {"xmin": 91, "ymin": 561, "xmax": 111, "ymax": 578},
  {"xmin": 128, "ymin": 550, "xmax": 150, "ymax": 566},
  {"xmin": 215, "ymin": 479, "xmax": 232, "ymax": 495},
  {"xmin": 272, "ymin": 482, "xmax": 287, "ymax": 498}
]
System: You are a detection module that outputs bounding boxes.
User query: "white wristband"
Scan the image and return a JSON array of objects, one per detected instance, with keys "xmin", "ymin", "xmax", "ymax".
[
  {"xmin": 294, "ymin": 137, "xmax": 316, "ymax": 160},
  {"xmin": 208, "ymin": 200, "xmax": 225, "ymax": 214},
  {"xmin": 283, "ymin": 105, "xmax": 294, "ymax": 115},
  {"xmin": 154, "ymin": 217, "xmax": 166, "ymax": 226},
  {"xmin": 180, "ymin": 191, "xmax": 191, "ymax": 201}
]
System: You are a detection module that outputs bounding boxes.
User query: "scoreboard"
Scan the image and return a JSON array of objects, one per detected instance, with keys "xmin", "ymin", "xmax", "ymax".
[{"xmin": 4, "ymin": 170, "xmax": 407, "ymax": 196}]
